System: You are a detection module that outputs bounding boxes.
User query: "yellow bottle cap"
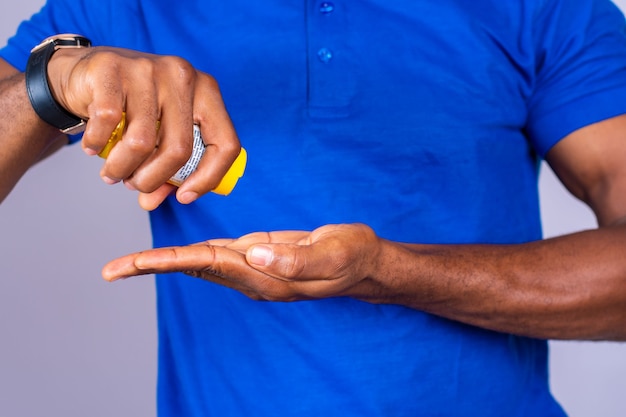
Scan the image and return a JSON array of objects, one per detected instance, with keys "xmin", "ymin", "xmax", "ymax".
[{"xmin": 212, "ymin": 147, "xmax": 247, "ymax": 195}]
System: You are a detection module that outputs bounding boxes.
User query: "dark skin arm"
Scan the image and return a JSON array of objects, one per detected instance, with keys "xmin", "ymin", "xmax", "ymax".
[
  {"xmin": 0, "ymin": 59, "xmax": 66, "ymax": 200},
  {"xmin": 102, "ymin": 114, "xmax": 626, "ymax": 341}
]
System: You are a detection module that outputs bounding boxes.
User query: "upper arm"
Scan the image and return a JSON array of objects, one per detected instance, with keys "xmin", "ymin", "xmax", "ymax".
[
  {"xmin": 526, "ymin": 1, "xmax": 626, "ymax": 226},
  {"xmin": 545, "ymin": 114, "xmax": 626, "ymax": 227}
]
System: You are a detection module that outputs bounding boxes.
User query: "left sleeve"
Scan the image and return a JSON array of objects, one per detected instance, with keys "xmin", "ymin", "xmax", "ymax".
[{"xmin": 526, "ymin": 0, "xmax": 626, "ymax": 157}]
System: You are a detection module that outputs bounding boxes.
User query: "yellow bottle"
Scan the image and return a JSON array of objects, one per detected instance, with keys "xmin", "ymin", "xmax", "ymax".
[{"xmin": 98, "ymin": 113, "xmax": 246, "ymax": 195}]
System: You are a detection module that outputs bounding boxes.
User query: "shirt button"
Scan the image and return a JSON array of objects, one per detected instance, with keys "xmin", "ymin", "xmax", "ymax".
[
  {"xmin": 319, "ymin": 2, "xmax": 334, "ymax": 13},
  {"xmin": 317, "ymin": 48, "xmax": 333, "ymax": 63}
]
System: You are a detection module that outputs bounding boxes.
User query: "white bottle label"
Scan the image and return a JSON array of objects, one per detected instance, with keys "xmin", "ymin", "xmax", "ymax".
[{"xmin": 168, "ymin": 125, "xmax": 206, "ymax": 186}]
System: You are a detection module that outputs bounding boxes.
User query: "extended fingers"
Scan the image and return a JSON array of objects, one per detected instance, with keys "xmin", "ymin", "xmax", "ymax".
[
  {"xmin": 102, "ymin": 244, "xmax": 257, "ymax": 281},
  {"xmin": 220, "ymin": 231, "xmax": 310, "ymax": 252},
  {"xmin": 101, "ymin": 244, "xmax": 303, "ymax": 301},
  {"xmin": 101, "ymin": 232, "xmax": 369, "ymax": 301}
]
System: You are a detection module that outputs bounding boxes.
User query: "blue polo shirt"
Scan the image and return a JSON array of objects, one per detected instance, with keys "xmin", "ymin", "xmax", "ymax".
[{"xmin": 4, "ymin": 0, "xmax": 626, "ymax": 415}]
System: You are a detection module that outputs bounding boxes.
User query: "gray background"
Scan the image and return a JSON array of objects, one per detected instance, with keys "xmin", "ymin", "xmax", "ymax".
[{"xmin": 1, "ymin": 1, "xmax": 625, "ymax": 416}]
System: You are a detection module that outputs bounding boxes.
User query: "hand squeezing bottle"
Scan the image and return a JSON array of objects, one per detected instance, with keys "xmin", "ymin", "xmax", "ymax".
[{"xmin": 97, "ymin": 113, "xmax": 247, "ymax": 195}]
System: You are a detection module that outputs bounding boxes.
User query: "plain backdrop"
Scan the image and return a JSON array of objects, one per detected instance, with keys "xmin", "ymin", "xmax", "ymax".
[{"xmin": 1, "ymin": 1, "xmax": 625, "ymax": 416}]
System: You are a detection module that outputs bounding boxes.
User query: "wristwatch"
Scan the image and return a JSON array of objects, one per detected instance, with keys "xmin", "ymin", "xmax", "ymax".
[{"xmin": 25, "ymin": 34, "xmax": 92, "ymax": 134}]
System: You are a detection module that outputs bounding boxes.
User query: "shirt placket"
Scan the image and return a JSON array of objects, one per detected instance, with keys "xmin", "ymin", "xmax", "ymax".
[{"xmin": 306, "ymin": 0, "xmax": 356, "ymax": 118}]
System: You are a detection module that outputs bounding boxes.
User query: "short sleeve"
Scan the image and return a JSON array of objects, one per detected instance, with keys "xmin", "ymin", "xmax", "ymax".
[
  {"xmin": 0, "ymin": 0, "xmax": 105, "ymax": 71},
  {"xmin": 526, "ymin": 0, "xmax": 626, "ymax": 156},
  {"xmin": 0, "ymin": 0, "xmax": 120, "ymax": 143}
]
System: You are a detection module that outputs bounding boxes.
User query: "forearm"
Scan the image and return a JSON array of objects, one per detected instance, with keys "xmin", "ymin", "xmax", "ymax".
[
  {"xmin": 364, "ymin": 225, "xmax": 626, "ymax": 340},
  {"xmin": 0, "ymin": 71, "xmax": 64, "ymax": 203}
]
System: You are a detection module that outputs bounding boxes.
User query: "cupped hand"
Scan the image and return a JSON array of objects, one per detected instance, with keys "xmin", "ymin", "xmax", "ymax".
[
  {"xmin": 47, "ymin": 46, "xmax": 241, "ymax": 209},
  {"xmin": 102, "ymin": 223, "xmax": 383, "ymax": 302}
]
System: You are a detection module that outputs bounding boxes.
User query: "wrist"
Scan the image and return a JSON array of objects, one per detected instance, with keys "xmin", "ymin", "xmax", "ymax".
[
  {"xmin": 25, "ymin": 34, "xmax": 91, "ymax": 134},
  {"xmin": 46, "ymin": 48, "xmax": 86, "ymax": 116},
  {"xmin": 340, "ymin": 224, "xmax": 392, "ymax": 302}
]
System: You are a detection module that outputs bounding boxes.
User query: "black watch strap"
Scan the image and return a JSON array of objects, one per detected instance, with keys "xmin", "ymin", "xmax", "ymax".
[{"xmin": 25, "ymin": 34, "xmax": 91, "ymax": 134}]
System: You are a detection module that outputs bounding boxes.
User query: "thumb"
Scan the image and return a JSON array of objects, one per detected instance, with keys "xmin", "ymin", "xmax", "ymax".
[
  {"xmin": 247, "ymin": 245, "xmax": 276, "ymax": 267},
  {"xmin": 246, "ymin": 243, "xmax": 314, "ymax": 281}
]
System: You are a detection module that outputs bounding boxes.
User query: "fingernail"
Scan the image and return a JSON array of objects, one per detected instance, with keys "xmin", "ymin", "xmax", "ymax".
[
  {"xmin": 249, "ymin": 245, "xmax": 273, "ymax": 266},
  {"xmin": 84, "ymin": 147, "xmax": 98, "ymax": 156},
  {"xmin": 102, "ymin": 176, "xmax": 119, "ymax": 185},
  {"xmin": 124, "ymin": 181, "xmax": 136, "ymax": 191},
  {"xmin": 179, "ymin": 191, "xmax": 198, "ymax": 204}
]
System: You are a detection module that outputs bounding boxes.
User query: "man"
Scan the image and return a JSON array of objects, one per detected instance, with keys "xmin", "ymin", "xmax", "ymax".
[{"xmin": 1, "ymin": 0, "xmax": 626, "ymax": 415}]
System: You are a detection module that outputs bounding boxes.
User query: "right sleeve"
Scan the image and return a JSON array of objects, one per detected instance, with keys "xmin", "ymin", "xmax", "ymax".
[
  {"xmin": 0, "ymin": 0, "xmax": 124, "ymax": 71},
  {"xmin": 0, "ymin": 0, "xmax": 127, "ymax": 143}
]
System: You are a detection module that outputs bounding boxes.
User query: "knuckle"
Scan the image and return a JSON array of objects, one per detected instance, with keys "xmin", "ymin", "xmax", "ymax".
[
  {"xmin": 84, "ymin": 49, "xmax": 116, "ymax": 66},
  {"xmin": 132, "ymin": 56, "xmax": 157, "ymax": 77},
  {"xmin": 168, "ymin": 140, "xmax": 193, "ymax": 164},
  {"xmin": 194, "ymin": 73, "xmax": 221, "ymax": 102},
  {"xmin": 163, "ymin": 56, "xmax": 196, "ymax": 85},
  {"xmin": 199, "ymin": 71, "xmax": 218, "ymax": 89},
  {"xmin": 222, "ymin": 140, "xmax": 242, "ymax": 159},
  {"xmin": 91, "ymin": 107, "xmax": 123, "ymax": 125},
  {"xmin": 126, "ymin": 175, "xmax": 159, "ymax": 193},
  {"xmin": 124, "ymin": 134, "xmax": 155, "ymax": 154},
  {"xmin": 90, "ymin": 52, "xmax": 157, "ymax": 85}
]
